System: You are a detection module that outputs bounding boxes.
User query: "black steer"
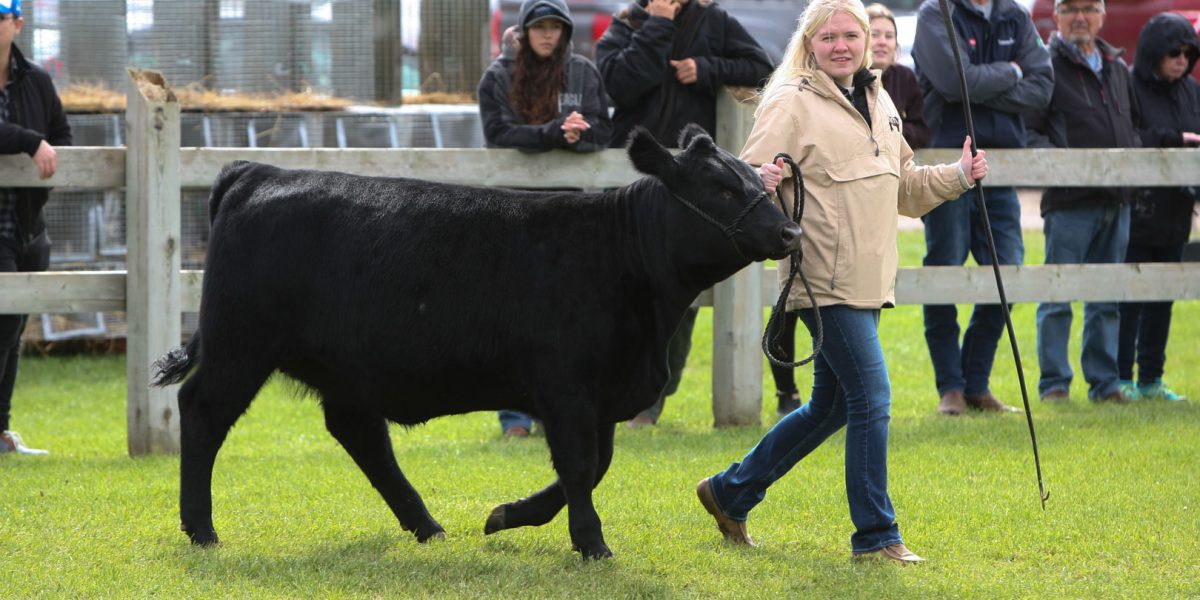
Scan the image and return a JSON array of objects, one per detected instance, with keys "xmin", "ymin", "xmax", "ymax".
[{"xmin": 153, "ymin": 124, "xmax": 801, "ymax": 559}]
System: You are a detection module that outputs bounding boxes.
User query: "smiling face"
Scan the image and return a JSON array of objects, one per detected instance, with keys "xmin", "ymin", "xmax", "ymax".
[
  {"xmin": 526, "ymin": 18, "xmax": 564, "ymax": 59},
  {"xmin": 869, "ymin": 16, "xmax": 896, "ymax": 69},
  {"xmin": 808, "ymin": 10, "xmax": 867, "ymax": 86}
]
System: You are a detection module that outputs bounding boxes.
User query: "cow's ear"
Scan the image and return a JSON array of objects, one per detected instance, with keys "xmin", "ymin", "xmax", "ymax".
[
  {"xmin": 627, "ymin": 126, "xmax": 674, "ymax": 178},
  {"xmin": 677, "ymin": 123, "xmax": 712, "ymax": 151}
]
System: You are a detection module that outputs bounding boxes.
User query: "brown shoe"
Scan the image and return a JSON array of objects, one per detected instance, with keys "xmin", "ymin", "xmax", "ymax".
[
  {"xmin": 695, "ymin": 478, "xmax": 755, "ymax": 546},
  {"xmin": 1095, "ymin": 389, "xmax": 1133, "ymax": 404},
  {"xmin": 937, "ymin": 390, "xmax": 966, "ymax": 415},
  {"xmin": 853, "ymin": 543, "xmax": 924, "ymax": 565},
  {"xmin": 964, "ymin": 392, "xmax": 1021, "ymax": 413},
  {"xmin": 1041, "ymin": 391, "xmax": 1070, "ymax": 404}
]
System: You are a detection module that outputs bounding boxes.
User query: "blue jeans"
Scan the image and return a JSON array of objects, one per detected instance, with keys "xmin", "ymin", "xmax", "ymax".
[
  {"xmin": 1118, "ymin": 242, "xmax": 1185, "ymax": 384},
  {"xmin": 1036, "ymin": 204, "xmax": 1130, "ymax": 399},
  {"xmin": 498, "ymin": 410, "xmax": 533, "ymax": 433},
  {"xmin": 706, "ymin": 306, "xmax": 900, "ymax": 553},
  {"xmin": 922, "ymin": 186, "xmax": 1024, "ymax": 396}
]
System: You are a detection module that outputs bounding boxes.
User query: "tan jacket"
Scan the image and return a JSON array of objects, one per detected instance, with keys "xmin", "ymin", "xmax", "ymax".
[{"xmin": 740, "ymin": 69, "xmax": 969, "ymax": 310}]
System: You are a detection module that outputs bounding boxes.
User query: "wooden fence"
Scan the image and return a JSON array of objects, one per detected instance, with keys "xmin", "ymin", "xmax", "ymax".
[{"xmin": 1, "ymin": 70, "xmax": 1198, "ymax": 454}]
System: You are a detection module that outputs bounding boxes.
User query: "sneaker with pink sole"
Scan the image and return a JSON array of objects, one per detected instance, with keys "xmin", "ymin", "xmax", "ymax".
[{"xmin": 1, "ymin": 430, "xmax": 49, "ymax": 455}]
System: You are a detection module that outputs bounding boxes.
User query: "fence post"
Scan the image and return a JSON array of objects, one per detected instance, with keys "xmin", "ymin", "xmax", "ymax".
[
  {"xmin": 125, "ymin": 68, "xmax": 182, "ymax": 455},
  {"xmin": 711, "ymin": 87, "xmax": 762, "ymax": 427}
]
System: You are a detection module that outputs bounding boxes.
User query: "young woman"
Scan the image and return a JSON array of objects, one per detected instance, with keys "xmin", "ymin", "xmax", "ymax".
[
  {"xmin": 866, "ymin": 2, "xmax": 929, "ymax": 149},
  {"xmin": 478, "ymin": 0, "xmax": 612, "ymax": 154},
  {"xmin": 1119, "ymin": 12, "xmax": 1199, "ymax": 402},
  {"xmin": 477, "ymin": 0, "xmax": 612, "ymax": 437},
  {"xmin": 694, "ymin": 0, "xmax": 987, "ymax": 563}
]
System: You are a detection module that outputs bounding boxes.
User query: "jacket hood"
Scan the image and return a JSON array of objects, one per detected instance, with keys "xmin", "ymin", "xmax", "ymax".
[
  {"xmin": 1133, "ymin": 12, "xmax": 1199, "ymax": 83},
  {"xmin": 519, "ymin": 0, "xmax": 574, "ymax": 37}
]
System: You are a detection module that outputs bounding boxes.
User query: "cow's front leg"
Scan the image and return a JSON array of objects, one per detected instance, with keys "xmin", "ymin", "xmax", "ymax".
[
  {"xmin": 484, "ymin": 422, "xmax": 615, "ymax": 535},
  {"xmin": 542, "ymin": 404, "xmax": 609, "ymax": 559}
]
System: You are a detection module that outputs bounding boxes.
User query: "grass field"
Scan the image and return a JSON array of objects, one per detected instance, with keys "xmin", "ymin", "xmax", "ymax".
[{"xmin": 2, "ymin": 231, "xmax": 1198, "ymax": 598}]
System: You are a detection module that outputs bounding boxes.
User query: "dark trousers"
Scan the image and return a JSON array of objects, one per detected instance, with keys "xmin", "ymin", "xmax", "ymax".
[
  {"xmin": 1118, "ymin": 242, "xmax": 1185, "ymax": 384},
  {"xmin": 0, "ymin": 232, "xmax": 51, "ymax": 432},
  {"xmin": 638, "ymin": 306, "xmax": 699, "ymax": 422}
]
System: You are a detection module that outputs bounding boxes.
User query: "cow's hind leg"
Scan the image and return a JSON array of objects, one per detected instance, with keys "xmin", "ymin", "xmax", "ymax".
[
  {"xmin": 179, "ymin": 360, "xmax": 272, "ymax": 546},
  {"xmin": 484, "ymin": 422, "xmax": 615, "ymax": 535},
  {"xmin": 322, "ymin": 402, "xmax": 445, "ymax": 542}
]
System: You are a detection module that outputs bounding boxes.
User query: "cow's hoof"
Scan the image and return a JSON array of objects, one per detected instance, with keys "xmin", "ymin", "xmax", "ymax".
[
  {"xmin": 483, "ymin": 505, "xmax": 506, "ymax": 535},
  {"xmin": 182, "ymin": 524, "xmax": 220, "ymax": 547},
  {"xmin": 578, "ymin": 543, "xmax": 613, "ymax": 560},
  {"xmin": 414, "ymin": 525, "xmax": 446, "ymax": 543}
]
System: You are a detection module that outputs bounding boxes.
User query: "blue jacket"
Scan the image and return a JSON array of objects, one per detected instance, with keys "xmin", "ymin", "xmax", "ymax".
[{"xmin": 912, "ymin": 0, "xmax": 1052, "ymax": 149}]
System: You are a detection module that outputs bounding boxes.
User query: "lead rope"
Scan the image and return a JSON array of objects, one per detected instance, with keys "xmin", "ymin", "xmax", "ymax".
[{"xmin": 762, "ymin": 153, "xmax": 822, "ymax": 368}]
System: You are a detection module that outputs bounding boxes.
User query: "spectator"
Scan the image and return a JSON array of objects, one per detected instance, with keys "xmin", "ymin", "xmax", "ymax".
[
  {"xmin": 0, "ymin": 0, "xmax": 70, "ymax": 456},
  {"xmin": 1025, "ymin": 0, "xmax": 1140, "ymax": 405},
  {"xmin": 912, "ymin": 0, "xmax": 1052, "ymax": 416},
  {"xmin": 695, "ymin": 0, "xmax": 988, "ymax": 563},
  {"xmin": 1118, "ymin": 12, "xmax": 1199, "ymax": 402},
  {"xmin": 866, "ymin": 3, "xmax": 931, "ymax": 149},
  {"xmin": 595, "ymin": 0, "xmax": 772, "ymax": 428},
  {"xmin": 477, "ymin": 0, "xmax": 612, "ymax": 436}
]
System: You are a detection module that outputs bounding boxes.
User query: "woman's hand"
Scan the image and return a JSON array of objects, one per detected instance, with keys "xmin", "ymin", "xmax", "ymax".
[
  {"xmin": 562, "ymin": 111, "xmax": 590, "ymax": 144},
  {"xmin": 958, "ymin": 136, "xmax": 988, "ymax": 186},
  {"xmin": 758, "ymin": 157, "xmax": 785, "ymax": 193}
]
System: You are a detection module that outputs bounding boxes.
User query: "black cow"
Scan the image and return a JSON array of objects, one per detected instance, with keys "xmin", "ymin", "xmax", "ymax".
[{"xmin": 153, "ymin": 124, "xmax": 800, "ymax": 559}]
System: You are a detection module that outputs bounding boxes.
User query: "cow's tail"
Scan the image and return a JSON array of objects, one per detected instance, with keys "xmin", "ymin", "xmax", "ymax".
[
  {"xmin": 207, "ymin": 160, "xmax": 256, "ymax": 224},
  {"xmin": 151, "ymin": 333, "xmax": 200, "ymax": 387}
]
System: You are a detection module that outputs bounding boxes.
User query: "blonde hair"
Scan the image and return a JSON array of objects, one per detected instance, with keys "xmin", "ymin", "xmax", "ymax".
[{"xmin": 756, "ymin": 0, "xmax": 872, "ymax": 117}]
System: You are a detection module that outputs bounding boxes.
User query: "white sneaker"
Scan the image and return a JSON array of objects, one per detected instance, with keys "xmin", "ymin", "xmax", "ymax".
[{"xmin": 1, "ymin": 430, "xmax": 49, "ymax": 455}]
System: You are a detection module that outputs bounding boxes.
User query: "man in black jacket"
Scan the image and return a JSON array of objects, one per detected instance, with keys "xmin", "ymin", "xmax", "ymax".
[
  {"xmin": 595, "ymin": 0, "xmax": 772, "ymax": 427},
  {"xmin": 1024, "ymin": 0, "xmax": 1139, "ymax": 406},
  {"xmin": 0, "ymin": 0, "xmax": 72, "ymax": 455}
]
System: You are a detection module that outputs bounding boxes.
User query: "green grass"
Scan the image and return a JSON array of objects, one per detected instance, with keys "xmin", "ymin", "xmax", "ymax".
[{"xmin": 3, "ymin": 231, "xmax": 1198, "ymax": 598}]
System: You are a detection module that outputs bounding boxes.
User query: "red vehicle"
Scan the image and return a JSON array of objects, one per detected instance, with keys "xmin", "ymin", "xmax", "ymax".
[{"xmin": 1030, "ymin": 0, "xmax": 1200, "ymax": 79}]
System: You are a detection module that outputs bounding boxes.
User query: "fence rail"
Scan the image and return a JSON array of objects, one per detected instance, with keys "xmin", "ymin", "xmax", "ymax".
[{"xmin": 2, "ymin": 73, "xmax": 1198, "ymax": 453}]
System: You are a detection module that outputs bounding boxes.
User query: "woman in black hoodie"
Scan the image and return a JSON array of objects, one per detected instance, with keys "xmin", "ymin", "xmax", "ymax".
[{"xmin": 1118, "ymin": 12, "xmax": 1200, "ymax": 403}]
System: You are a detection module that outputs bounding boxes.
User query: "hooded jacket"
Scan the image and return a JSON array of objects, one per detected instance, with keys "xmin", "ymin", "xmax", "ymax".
[
  {"xmin": 0, "ymin": 44, "xmax": 72, "ymax": 243},
  {"xmin": 1025, "ymin": 33, "xmax": 1140, "ymax": 215},
  {"xmin": 912, "ymin": 0, "xmax": 1053, "ymax": 149},
  {"xmin": 1129, "ymin": 13, "xmax": 1200, "ymax": 247},
  {"xmin": 740, "ymin": 68, "xmax": 969, "ymax": 310},
  {"xmin": 477, "ymin": 0, "xmax": 613, "ymax": 152},
  {"xmin": 594, "ymin": 0, "xmax": 772, "ymax": 147}
]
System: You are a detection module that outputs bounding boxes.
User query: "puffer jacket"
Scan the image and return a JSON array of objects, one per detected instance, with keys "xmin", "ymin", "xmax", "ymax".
[
  {"xmin": 1129, "ymin": 13, "xmax": 1200, "ymax": 247},
  {"xmin": 740, "ymin": 68, "xmax": 970, "ymax": 310},
  {"xmin": 595, "ymin": 0, "xmax": 772, "ymax": 147},
  {"xmin": 0, "ymin": 44, "xmax": 72, "ymax": 243}
]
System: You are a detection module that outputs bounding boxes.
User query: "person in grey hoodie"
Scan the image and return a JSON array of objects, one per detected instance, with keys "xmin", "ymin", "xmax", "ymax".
[
  {"xmin": 478, "ymin": 0, "xmax": 612, "ymax": 153},
  {"xmin": 1117, "ymin": 12, "xmax": 1199, "ymax": 403},
  {"xmin": 477, "ymin": 0, "xmax": 612, "ymax": 437}
]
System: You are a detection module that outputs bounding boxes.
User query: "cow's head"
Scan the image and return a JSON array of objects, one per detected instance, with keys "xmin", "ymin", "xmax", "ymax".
[{"xmin": 627, "ymin": 124, "xmax": 801, "ymax": 262}]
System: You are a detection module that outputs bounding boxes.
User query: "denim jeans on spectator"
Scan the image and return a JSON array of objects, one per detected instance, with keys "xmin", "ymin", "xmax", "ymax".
[
  {"xmin": 1118, "ymin": 242, "xmax": 1184, "ymax": 385},
  {"xmin": 921, "ymin": 186, "xmax": 1025, "ymax": 396},
  {"xmin": 636, "ymin": 306, "xmax": 698, "ymax": 422},
  {"xmin": 706, "ymin": 306, "xmax": 901, "ymax": 553},
  {"xmin": 1036, "ymin": 204, "xmax": 1130, "ymax": 399},
  {"xmin": 497, "ymin": 410, "xmax": 533, "ymax": 433}
]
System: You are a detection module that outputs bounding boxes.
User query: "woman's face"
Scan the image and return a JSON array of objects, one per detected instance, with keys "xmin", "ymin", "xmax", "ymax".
[
  {"xmin": 870, "ymin": 17, "xmax": 896, "ymax": 69},
  {"xmin": 1156, "ymin": 45, "xmax": 1192, "ymax": 83},
  {"xmin": 527, "ymin": 18, "xmax": 564, "ymax": 59},
  {"xmin": 808, "ymin": 11, "xmax": 866, "ymax": 86}
]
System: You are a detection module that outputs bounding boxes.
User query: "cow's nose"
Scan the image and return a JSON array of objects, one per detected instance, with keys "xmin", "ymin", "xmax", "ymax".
[{"xmin": 779, "ymin": 222, "xmax": 802, "ymax": 249}]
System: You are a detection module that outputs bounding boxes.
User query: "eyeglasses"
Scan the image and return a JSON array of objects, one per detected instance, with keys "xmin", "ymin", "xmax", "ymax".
[
  {"xmin": 0, "ymin": 14, "xmax": 15, "ymax": 21},
  {"xmin": 1165, "ymin": 48, "xmax": 1189, "ymax": 59},
  {"xmin": 1056, "ymin": 5, "xmax": 1103, "ymax": 16}
]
